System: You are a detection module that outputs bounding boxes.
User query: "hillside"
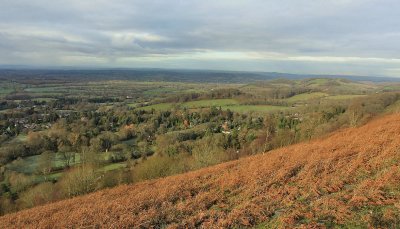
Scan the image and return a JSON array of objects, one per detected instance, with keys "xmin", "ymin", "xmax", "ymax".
[{"xmin": 1, "ymin": 114, "xmax": 400, "ymax": 228}]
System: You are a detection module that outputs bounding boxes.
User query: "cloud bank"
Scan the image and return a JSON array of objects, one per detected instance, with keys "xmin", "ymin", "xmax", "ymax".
[{"xmin": 0, "ymin": 0, "xmax": 399, "ymax": 76}]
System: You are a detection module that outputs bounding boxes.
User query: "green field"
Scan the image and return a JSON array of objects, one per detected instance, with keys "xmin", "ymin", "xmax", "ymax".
[
  {"xmin": 25, "ymin": 87, "xmax": 66, "ymax": 93},
  {"xmin": 127, "ymin": 103, "xmax": 137, "ymax": 108},
  {"xmin": 182, "ymin": 99, "xmax": 239, "ymax": 108},
  {"xmin": 0, "ymin": 88, "xmax": 14, "ymax": 96},
  {"xmin": 304, "ymin": 78, "xmax": 333, "ymax": 87},
  {"xmin": 5, "ymin": 153, "xmax": 82, "ymax": 174},
  {"xmin": 286, "ymin": 92, "xmax": 328, "ymax": 102},
  {"xmin": 222, "ymin": 105, "xmax": 289, "ymax": 113},
  {"xmin": 7, "ymin": 134, "xmax": 28, "ymax": 144},
  {"xmin": 5, "ymin": 151, "xmax": 127, "ymax": 182},
  {"xmin": 323, "ymin": 94, "xmax": 366, "ymax": 100},
  {"xmin": 382, "ymin": 85, "xmax": 400, "ymax": 91},
  {"xmin": 32, "ymin": 98, "xmax": 57, "ymax": 102},
  {"xmin": 99, "ymin": 162, "xmax": 127, "ymax": 172},
  {"xmin": 137, "ymin": 103, "xmax": 177, "ymax": 111},
  {"xmin": 143, "ymin": 87, "xmax": 180, "ymax": 95}
]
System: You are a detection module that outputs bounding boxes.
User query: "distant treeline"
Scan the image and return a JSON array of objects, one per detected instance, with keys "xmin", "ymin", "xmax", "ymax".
[{"xmin": 1, "ymin": 69, "xmax": 399, "ymax": 84}]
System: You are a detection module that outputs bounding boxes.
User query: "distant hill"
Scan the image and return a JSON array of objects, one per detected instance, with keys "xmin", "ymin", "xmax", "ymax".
[
  {"xmin": 1, "ymin": 113, "xmax": 400, "ymax": 228},
  {"xmin": 0, "ymin": 68, "xmax": 399, "ymax": 83}
]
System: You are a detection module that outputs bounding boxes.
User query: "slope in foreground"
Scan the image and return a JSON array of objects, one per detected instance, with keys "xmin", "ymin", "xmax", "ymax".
[{"xmin": 1, "ymin": 114, "xmax": 400, "ymax": 228}]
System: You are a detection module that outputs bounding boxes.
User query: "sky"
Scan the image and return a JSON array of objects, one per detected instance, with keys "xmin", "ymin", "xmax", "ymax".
[{"xmin": 0, "ymin": 0, "xmax": 400, "ymax": 76}]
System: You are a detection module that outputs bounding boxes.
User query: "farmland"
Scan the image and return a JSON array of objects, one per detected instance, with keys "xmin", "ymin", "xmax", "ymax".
[
  {"xmin": 182, "ymin": 98, "xmax": 239, "ymax": 108},
  {"xmin": 220, "ymin": 104, "xmax": 288, "ymax": 113},
  {"xmin": 322, "ymin": 94, "xmax": 367, "ymax": 100},
  {"xmin": 286, "ymin": 92, "xmax": 328, "ymax": 102},
  {"xmin": 1, "ymin": 71, "xmax": 400, "ymax": 219}
]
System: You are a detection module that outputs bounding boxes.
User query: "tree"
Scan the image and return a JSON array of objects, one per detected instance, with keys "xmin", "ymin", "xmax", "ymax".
[
  {"xmin": 138, "ymin": 141, "xmax": 151, "ymax": 157},
  {"xmin": 58, "ymin": 165, "xmax": 97, "ymax": 198},
  {"xmin": 37, "ymin": 151, "xmax": 53, "ymax": 178},
  {"xmin": 347, "ymin": 101, "xmax": 364, "ymax": 127},
  {"xmin": 59, "ymin": 146, "xmax": 75, "ymax": 168},
  {"xmin": 192, "ymin": 135, "xmax": 228, "ymax": 168},
  {"xmin": 26, "ymin": 131, "xmax": 44, "ymax": 154},
  {"xmin": 81, "ymin": 147, "xmax": 101, "ymax": 167},
  {"xmin": 89, "ymin": 137, "xmax": 102, "ymax": 153},
  {"xmin": 118, "ymin": 124, "xmax": 135, "ymax": 140},
  {"xmin": 262, "ymin": 117, "xmax": 276, "ymax": 153},
  {"xmin": 7, "ymin": 172, "xmax": 36, "ymax": 193},
  {"xmin": 17, "ymin": 182, "xmax": 55, "ymax": 209},
  {"xmin": 90, "ymin": 132, "xmax": 117, "ymax": 153}
]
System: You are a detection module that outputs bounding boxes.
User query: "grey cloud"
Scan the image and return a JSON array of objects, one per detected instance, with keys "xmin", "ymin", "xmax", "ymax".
[{"xmin": 0, "ymin": 0, "xmax": 399, "ymax": 76}]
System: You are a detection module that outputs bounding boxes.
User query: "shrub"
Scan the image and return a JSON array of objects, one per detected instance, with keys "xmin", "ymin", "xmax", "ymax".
[
  {"xmin": 192, "ymin": 135, "xmax": 231, "ymax": 169},
  {"xmin": 16, "ymin": 182, "xmax": 55, "ymax": 209},
  {"xmin": 132, "ymin": 155, "xmax": 191, "ymax": 182},
  {"xmin": 7, "ymin": 171, "xmax": 36, "ymax": 193},
  {"xmin": 58, "ymin": 166, "xmax": 98, "ymax": 197}
]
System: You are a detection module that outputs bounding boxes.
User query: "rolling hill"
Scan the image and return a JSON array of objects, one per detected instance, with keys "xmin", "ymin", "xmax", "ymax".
[{"xmin": 1, "ymin": 114, "xmax": 400, "ymax": 228}]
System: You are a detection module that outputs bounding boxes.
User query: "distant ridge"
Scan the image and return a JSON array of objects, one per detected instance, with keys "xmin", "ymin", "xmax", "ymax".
[
  {"xmin": 1, "ymin": 113, "xmax": 400, "ymax": 228},
  {"xmin": 0, "ymin": 68, "xmax": 399, "ymax": 83}
]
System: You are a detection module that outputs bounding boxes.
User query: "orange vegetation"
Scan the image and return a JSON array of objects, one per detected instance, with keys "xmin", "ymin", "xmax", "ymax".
[{"xmin": 1, "ymin": 114, "xmax": 400, "ymax": 228}]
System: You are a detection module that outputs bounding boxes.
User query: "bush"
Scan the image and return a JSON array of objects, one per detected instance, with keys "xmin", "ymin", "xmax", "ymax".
[
  {"xmin": 16, "ymin": 182, "xmax": 55, "ymax": 209},
  {"xmin": 7, "ymin": 171, "xmax": 36, "ymax": 193},
  {"xmin": 58, "ymin": 166, "xmax": 98, "ymax": 197},
  {"xmin": 0, "ymin": 145, "xmax": 26, "ymax": 165},
  {"xmin": 98, "ymin": 170, "xmax": 129, "ymax": 189},
  {"xmin": 132, "ymin": 155, "xmax": 191, "ymax": 182},
  {"xmin": 0, "ymin": 195, "xmax": 15, "ymax": 215},
  {"xmin": 192, "ymin": 135, "xmax": 231, "ymax": 169}
]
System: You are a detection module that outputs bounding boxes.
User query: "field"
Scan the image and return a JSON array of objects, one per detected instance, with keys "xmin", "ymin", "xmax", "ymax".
[
  {"xmin": 5, "ymin": 152, "xmax": 128, "ymax": 183},
  {"xmin": 286, "ymin": 92, "xmax": 328, "ymax": 102},
  {"xmin": 220, "ymin": 104, "xmax": 289, "ymax": 112},
  {"xmin": 5, "ymin": 153, "xmax": 81, "ymax": 174},
  {"xmin": 0, "ymin": 82, "xmax": 15, "ymax": 98},
  {"xmin": 0, "ymin": 88, "xmax": 14, "ymax": 97},
  {"xmin": 322, "ymin": 94, "xmax": 367, "ymax": 100},
  {"xmin": 99, "ymin": 162, "xmax": 127, "ymax": 172},
  {"xmin": 182, "ymin": 99, "xmax": 239, "ymax": 108},
  {"xmin": 32, "ymin": 98, "xmax": 57, "ymax": 102},
  {"xmin": 12, "ymin": 134, "xmax": 28, "ymax": 143},
  {"xmin": 136, "ymin": 103, "xmax": 176, "ymax": 111},
  {"xmin": 24, "ymin": 87, "xmax": 66, "ymax": 93},
  {"xmin": 2, "ymin": 114, "xmax": 400, "ymax": 228}
]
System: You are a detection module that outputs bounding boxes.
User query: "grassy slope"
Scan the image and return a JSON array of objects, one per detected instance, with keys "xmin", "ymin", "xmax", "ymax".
[
  {"xmin": 2, "ymin": 114, "xmax": 400, "ymax": 228},
  {"xmin": 182, "ymin": 99, "xmax": 239, "ymax": 108},
  {"xmin": 323, "ymin": 94, "xmax": 367, "ymax": 100},
  {"xmin": 221, "ymin": 105, "xmax": 288, "ymax": 113},
  {"xmin": 286, "ymin": 92, "xmax": 328, "ymax": 102}
]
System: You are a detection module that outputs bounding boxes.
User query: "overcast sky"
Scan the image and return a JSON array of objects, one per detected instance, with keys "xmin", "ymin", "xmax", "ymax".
[{"xmin": 0, "ymin": 0, "xmax": 399, "ymax": 76}]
